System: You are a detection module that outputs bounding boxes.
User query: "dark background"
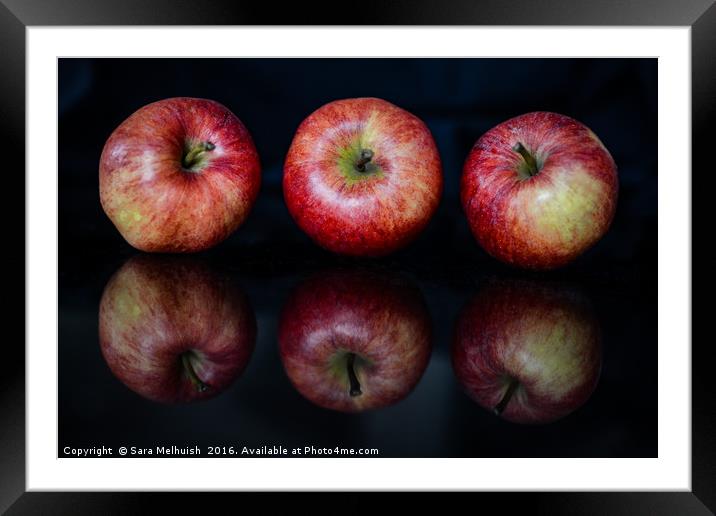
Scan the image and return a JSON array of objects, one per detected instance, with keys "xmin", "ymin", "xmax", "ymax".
[{"xmin": 58, "ymin": 58, "xmax": 657, "ymax": 457}]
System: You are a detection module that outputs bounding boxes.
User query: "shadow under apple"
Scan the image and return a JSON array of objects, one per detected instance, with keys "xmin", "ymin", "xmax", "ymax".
[
  {"xmin": 99, "ymin": 255, "xmax": 256, "ymax": 404},
  {"xmin": 452, "ymin": 280, "xmax": 602, "ymax": 424},
  {"xmin": 278, "ymin": 268, "xmax": 432, "ymax": 413}
]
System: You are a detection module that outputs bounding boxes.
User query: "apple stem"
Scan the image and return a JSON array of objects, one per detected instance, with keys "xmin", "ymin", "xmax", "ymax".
[
  {"xmin": 182, "ymin": 141, "xmax": 215, "ymax": 169},
  {"xmin": 512, "ymin": 142, "xmax": 539, "ymax": 177},
  {"xmin": 346, "ymin": 353, "xmax": 362, "ymax": 397},
  {"xmin": 181, "ymin": 353, "xmax": 209, "ymax": 393},
  {"xmin": 354, "ymin": 149, "xmax": 374, "ymax": 172},
  {"xmin": 493, "ymin": 378, "xmax": 519, "ymax": 416}
]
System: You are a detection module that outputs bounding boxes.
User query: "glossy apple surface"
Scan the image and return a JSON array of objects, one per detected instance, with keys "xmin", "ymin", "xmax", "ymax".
[
  {"xmin": 461, "ymin": 112, "xmax": 618, "ymax": 269},
  {"xmin": 283, "ymin": 97, "xmax": 443, "ymax": 256},
  {"xmin": 99, "ymin": 255, "xmax": 256, "ymax": 403},
  {"xmin": 278, "ymin": 269, "xmax": 432, "ymax": 412},
  {"xmin": 99, "ymin": 97, "xmax": 261, "ymax": 252},
  {"xmin": 452, "ymin": 280, "xmax": 601, "ymax": 424}
]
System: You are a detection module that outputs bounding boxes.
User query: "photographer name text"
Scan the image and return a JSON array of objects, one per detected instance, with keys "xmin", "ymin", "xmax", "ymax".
[{"xmin": 62, "ymin": 445, "xmax": 379, "ymax": 457}]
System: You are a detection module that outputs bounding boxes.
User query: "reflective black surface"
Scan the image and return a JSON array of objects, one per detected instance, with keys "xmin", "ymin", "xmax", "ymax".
[{"xmin": 59, "ymin": 58, "xmax": 657, "ymax": 457}]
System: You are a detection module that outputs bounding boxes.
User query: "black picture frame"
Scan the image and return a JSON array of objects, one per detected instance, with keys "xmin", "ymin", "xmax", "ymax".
[{"xmin": 4, "ymin": 0, "xmax": 708, "ymax": 513}]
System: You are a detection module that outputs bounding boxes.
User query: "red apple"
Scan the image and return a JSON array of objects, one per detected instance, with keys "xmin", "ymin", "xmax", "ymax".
[
  {"xmin": 99, "ymin": 97, "xmax": 261, "ymax": 253},
  {"xmin": 278, "ymin": 269, "xmax": 432, "ymax": 412},
  {"xmin": 283, "ymin": 97, "xmax": 443, "ymax": 256},
  {"xmin": 452, "ymin": 280, "xmax": 601, "ymax": 424},
  {"xmin": 99, "ymin": 255, "xmax": 256, "ymax": 403},
  {"xmin": 461, "ymin": 112, "xmax": 618, "ymax": 269}
]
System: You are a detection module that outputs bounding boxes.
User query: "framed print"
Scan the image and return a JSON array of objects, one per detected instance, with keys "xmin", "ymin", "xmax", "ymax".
[{"xmin": 4, "ymin": 0, "xmax": 709, "ymax": 513}]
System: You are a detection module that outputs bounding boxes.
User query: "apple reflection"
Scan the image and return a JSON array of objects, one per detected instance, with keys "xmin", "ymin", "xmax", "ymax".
[
  {"xmin": 99, "ymin": 255, "xmax": 256, "ymax": 404},
  {"xmin": 452, "ymin": 280, "xmax": 601, "ymax": 424},
  {"xmin": 279, "ymin": 269, "xmax": 432, "ymax": 413}
]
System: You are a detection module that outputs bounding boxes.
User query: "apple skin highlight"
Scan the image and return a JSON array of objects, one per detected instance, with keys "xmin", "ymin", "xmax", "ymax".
[
  {"xmin": 283, "ymin": 97, "xmax": 443, "ymax": 257},
  {"xmin": 452, "ymin": 281, "xmax": 602, "ymax": 424},
  {"xmin": 99, "ymin": 97, "xmax": 261, "ymax": 253},
  {"xmin": 278, "ymin": 269, "xmax": 432, "ymax": 413},
  {"xmin": 99, "ymin": 255, "xmax": 256, "ymax": 404},
  {"xmin": 461, "ymin": 111, "xmax": 618, "ymax": 270}
]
